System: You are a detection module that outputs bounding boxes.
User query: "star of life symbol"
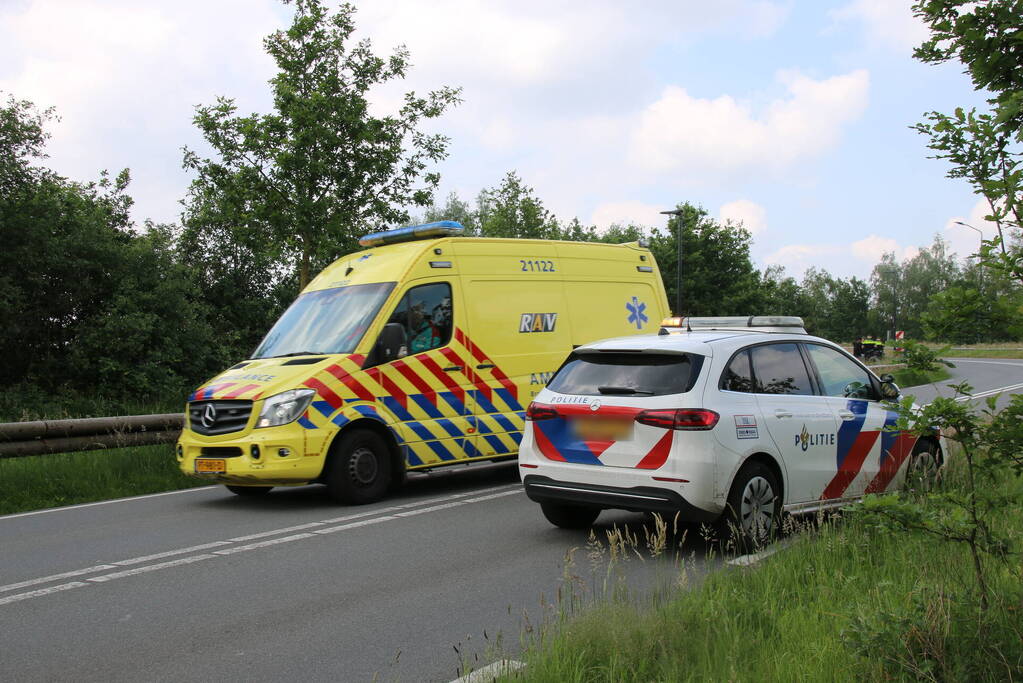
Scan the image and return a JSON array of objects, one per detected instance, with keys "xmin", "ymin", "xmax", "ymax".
[{"xmin": 626, "ymin": 296, "xmax": 648, "ymax": 329}]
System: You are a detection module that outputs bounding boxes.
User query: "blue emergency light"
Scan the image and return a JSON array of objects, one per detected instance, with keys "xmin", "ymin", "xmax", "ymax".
[{"xmin": 358, "ymin": 220, "xmax": 465, "ymax": 247}]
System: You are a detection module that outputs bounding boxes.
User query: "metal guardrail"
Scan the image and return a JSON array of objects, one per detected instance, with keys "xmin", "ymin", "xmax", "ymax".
[{"xmin": 0, "ymin": 413, "xmax": 184, "ymax": 458}]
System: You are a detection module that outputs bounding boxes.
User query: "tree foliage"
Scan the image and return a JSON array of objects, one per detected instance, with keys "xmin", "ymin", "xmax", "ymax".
[{"xmin": 181, "ymin": 0, "xmax": 461, "ymax": 288}]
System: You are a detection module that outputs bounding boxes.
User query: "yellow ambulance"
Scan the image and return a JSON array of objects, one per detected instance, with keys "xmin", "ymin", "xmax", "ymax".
[{"xmin": 177, "ymin": 221, "xmax": 670, "ymax": 503}]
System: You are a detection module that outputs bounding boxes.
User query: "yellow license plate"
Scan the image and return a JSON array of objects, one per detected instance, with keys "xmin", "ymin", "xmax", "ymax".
[
  {"xmin": 573, "ymin": 418, "xmax": 633, "ymax": 441},
  {"xmin": 195, "ymin": 458, "xmax": 226, "ymax": 474}
]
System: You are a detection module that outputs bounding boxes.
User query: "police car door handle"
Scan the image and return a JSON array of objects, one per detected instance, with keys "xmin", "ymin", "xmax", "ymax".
[
  {"xmin": 774, "ymin": 409, "xmax": 792, "ymax": 419},
  {"xmin": 476, "ymin": 363, "xmax": 495, "ymax": 369},
  {"xmin": 443, "ymin": 365, "xmax": 463, "ymax": 372},
  {"xmin": 837, "ymin": 410, "xmax": 856, "ymax": 421}
]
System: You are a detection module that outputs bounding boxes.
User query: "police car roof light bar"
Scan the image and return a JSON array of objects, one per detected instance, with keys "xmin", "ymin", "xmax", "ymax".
[
  {"xmin": 358, "ymin": 220, "xmax": 465, "ymax": 248},
  {"xmin": 659, "ymin": 315, "xmax": 806, "ymax": 334}
]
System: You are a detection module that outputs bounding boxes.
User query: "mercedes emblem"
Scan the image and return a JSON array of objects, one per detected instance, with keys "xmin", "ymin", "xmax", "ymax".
[{"xmin": 201, "ymin": 403, "xmax": 217, "ymax": 429}]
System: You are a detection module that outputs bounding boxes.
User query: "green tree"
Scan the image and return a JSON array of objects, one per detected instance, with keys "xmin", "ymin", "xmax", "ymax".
[
  {"xmin": 913, "ymin": 1, "xmax": 1023, "ymax": 285},
  {"xmin": 655, "ymin": 203, "xmax": 763, "ymax": 316},
  {"xmin": 182, "ymin": 0, "xmax": 461, "ymax": 289},
  {"xmin": 473, "ymin": 171, "xmax": 563, "ymax": 239},
  {"xmin": 797, "ymin": 268, "xmax": 870, "ymax": 341}
]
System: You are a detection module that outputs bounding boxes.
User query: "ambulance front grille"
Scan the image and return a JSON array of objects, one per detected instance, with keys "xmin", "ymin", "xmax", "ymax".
[{"xmin": 188, "ymin": 400, "xmax": 253, "ymax": 436}]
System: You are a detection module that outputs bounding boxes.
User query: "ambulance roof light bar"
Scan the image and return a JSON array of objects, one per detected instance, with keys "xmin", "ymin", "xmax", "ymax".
[
  {"xmin": 659, "ymin": 316, "xmax": 806, "ymax": 334},
  {"xmin": 359, "ymin": 220, "xmax": 465, "ymax": 248}
]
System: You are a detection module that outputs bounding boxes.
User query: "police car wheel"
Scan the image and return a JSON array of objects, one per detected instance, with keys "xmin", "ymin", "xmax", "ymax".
[
  {"xmin": 540, "ymin": 502, "xmax": 600, "ymax": 529},
  {"xmin": 225, "ymin": 485, "xmax": 273, "ymax": 496},
  {"xmin": 905, "ymin": 441, "xmax": 943, "ymax": 492},
  {"xmin": 326, "ymin": 430, "xmax": 392, "ymax": 505},
  {"xmin": 721, "ymin": 462, "xmax": 781, "ymax": 550}
]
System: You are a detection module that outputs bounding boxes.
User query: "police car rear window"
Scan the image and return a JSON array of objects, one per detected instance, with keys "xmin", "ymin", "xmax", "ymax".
[{"xmin": 547, "ymin": 353, "xmax": 703, "ymax": 396}]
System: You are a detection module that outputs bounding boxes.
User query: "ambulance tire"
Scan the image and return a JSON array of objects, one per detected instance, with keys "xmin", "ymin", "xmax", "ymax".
[
  {"xmin": 540, "ymin": 502, "xmax": 600, "ymax": 529},
  {"xmin": 326, "ymin": 429, "xmax": 392, "ymax": 505},
  {"xmin": 225, "ymin": 485, "xmax": 273, "ymax": 496},
  {"xmin": 720, "ymin": 461, "xmax": 781, "ymax": 551}
]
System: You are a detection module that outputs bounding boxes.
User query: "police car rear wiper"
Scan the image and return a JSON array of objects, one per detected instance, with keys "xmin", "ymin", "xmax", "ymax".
[{"xmin": 597, "ymin": 386, "xmax": 653, "ymax": 395}]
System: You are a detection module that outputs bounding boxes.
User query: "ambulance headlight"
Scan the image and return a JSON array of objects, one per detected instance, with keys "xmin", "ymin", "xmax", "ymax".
[{"xmin": 257, "ymin": 389, "xmax": 316, "ymax": 428}]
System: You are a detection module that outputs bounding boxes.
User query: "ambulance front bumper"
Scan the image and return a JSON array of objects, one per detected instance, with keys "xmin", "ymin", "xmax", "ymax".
[
  {"xmin": 521, "ymin": 475, "xmax": 719, "ymax": 522},
  {"xmin": 177, "ymin": 427, "xmax": 325, "ymax": 485}
]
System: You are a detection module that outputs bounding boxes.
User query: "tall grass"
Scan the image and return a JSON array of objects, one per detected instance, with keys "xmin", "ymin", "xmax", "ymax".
[
  {"xmin": 0, "ymin": 444, "xmax": 204, "ymax": 515},
  {"xmin": 507, "ymin": 458, "xmax": 1023, "ymax": 681}
]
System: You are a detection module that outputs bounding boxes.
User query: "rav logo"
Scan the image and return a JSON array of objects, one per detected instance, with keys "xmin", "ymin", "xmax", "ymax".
[
  {"xmin": 795, "ymin": 424, "xmax": 836, "ymax": 451},
  {"xmin": 520, "ymin": 313, "xmax": 557, "ymax": 333}
]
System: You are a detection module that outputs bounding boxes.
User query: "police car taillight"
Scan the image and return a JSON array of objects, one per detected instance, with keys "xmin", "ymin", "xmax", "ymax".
[
  {"xmin": 526, "ymin": 402, "xmax": 559, "ymax": 421},
  {"xmin": 636, "ymin": 409, "xmax": 719, "ymax": 430}
]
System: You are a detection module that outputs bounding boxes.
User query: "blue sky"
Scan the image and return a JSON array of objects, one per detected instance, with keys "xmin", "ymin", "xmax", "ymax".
[{"xmin": 0, "ymin": 0, "xmax": 996, "ymax": 279}]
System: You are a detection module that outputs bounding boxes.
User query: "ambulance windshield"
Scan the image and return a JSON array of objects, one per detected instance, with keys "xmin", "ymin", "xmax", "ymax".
[{"xmin": 252, "ymin": 282, "xmax": 396, "ymax": 358}]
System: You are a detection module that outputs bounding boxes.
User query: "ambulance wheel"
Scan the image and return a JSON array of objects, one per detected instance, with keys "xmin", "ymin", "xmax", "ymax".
[
  {"xmin": 540, "ymin": 502, "xmax": 600, "ymax": 529},
  {"xmin": 326, "ymin": 429, "xmax": 392, "ymax": 505},
  {"xmin": 225, "ymin": 485, "xmax": 273, "ymax": 496},
  {"xmin": 905, "ymin": 440, "xmax": 943, "ymax": 492},
  {"xmin": 720, "ymin": 462, "xmax": 781, "ymax": 551}
]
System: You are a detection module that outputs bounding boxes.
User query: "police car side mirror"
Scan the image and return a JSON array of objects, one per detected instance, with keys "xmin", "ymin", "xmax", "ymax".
[
  {"xmin": 368, "ymin": 323, "xmax": 408, "ymax": 367},
  {"xmin": 879, "ymin": 373, "xmax": 900, "ymax": 400}
]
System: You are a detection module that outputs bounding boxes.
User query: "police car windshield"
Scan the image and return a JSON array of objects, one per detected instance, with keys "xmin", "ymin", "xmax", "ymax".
[
  {"xmin": 252, "ymin": 282, "xmax": 396, "ymax": 359},
  {"xmin": 548, "ymin": 352, "xmax": 703, "ymax": 396}
]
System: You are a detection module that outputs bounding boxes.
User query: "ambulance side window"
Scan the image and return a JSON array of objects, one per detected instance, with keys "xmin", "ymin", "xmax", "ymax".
[
  {"xmin": 388, "ymin": 283, "xmax": 453, "ymax": 354},
  {"xmin": 721, "ymin": 350, "xmax": 754, "ymax": 393}
]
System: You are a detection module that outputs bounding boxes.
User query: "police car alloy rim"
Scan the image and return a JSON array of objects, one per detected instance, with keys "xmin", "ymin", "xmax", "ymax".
[
  {"xmin": 348, "ymin": 446, "xmax": 379, "ymax": 485},
  {"xmin": 741, "ymin": 476, "xmax": 776, "ymax": 537}
]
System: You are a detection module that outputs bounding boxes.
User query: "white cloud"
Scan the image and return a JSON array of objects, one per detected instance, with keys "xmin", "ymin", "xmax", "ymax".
[
  {"xmin": 831, "ymin": 0, "xmax": 930, "ymax": 53},
  {"xmin": 628, "ymin": 69, "xmax": 870, "ymax": 180},
  {"xmin": 590, "ymin": 201, "xmax": 668, "ymax": 231},
  {"xmin": 764, "ymin": 233, "xmax": 917, "ymax": 280},
  {"xmin": 943, "ymin": 199, "xmax": 1001, "ymax": 259},
  {"xmin": 719, "ymin": 199, "xmax": 767, "ymax": 235}
]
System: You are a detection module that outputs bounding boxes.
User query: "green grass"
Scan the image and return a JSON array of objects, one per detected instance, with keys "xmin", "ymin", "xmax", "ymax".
[
  {"xmin": 891, "ymin": 366, "xmax": 952, "ymax": 388},
  {"xmin": 508, "ymin": 460, "xmax": 1023, "ymax": 682},
  {"xmin": 0, "ymin": 444, "xmax": 205, "ymax": 515}
]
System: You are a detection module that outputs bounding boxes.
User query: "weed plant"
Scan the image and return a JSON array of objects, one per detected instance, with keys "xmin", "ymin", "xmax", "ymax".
[{"xmin": 506, "ymin": 457, "xmax": 1023, "ymax": 682}]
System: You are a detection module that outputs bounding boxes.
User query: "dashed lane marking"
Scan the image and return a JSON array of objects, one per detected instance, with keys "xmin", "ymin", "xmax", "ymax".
[{"xmin": 0, "ymin": 485, "xmax": 522, "ymax": 607}]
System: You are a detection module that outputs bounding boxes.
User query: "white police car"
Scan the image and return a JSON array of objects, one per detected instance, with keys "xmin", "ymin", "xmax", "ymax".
[{"xmin": 519, "ymin": 316, "xmax": 944, "ymax": 543}]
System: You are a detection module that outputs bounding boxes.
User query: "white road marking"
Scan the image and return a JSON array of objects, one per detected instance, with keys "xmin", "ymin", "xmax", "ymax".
[
  {"xmin": 727, "ymin": 540, "xmax": 792, "ymax": 567},
  {"xmin": 314, "ymin": 516, "xmax": 398, "ymax": 535},
  {"xmin": 87, "ymin": 554, "xmax": 217, "ymax": 582},
  {"xmin": 213, "ymin": 533, "xmax": 316, "ymax": 555},
  {"xmin": 229, "ymin": 523, "xmax": 324, "ymax": 542},
  {"xmin": 0, "ymin": 486, "xmax": 218, "ymax": 522},
  {"xmin": 0, "ymin": 483, "xmax": 523, "ymax": 608},
  {"xmin": 0, "ymin": 581, "xmax": 88, "ymax": 606},
  {"xmin": 947, "ymin": 359, "xmax": 1023, "ymax": 367},
  {"xmin": 0, "ymin": 565, "xmax": 115, "ymax": 594},
  {"xmin": 112, "ymin": 541, "xmax": 233, "ymax": 566},
  {"xmin": 451, "ymin": 660, "xmax": 527, "ymax": 683}
]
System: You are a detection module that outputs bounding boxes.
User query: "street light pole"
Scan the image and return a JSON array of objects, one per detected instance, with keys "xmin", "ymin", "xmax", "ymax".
[
  {"xmin": 660, "ymin": 208, "xmax": 685, "ymax": 315},
  {"xmin": 954, "ymin": 220, "xmax": 987, "ymax": 342}
]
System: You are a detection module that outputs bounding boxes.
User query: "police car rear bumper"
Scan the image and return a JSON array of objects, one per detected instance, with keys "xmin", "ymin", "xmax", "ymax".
[{"xmin": 522, "ymin": 475, "xmax": 719, "ymax": 522}]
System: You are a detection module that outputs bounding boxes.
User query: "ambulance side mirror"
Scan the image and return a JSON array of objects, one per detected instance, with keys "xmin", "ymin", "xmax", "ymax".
[
  {"xmin": 368, "ymin": 323, "xmax": 408, "ymax": 367},
  {"xmin": 879, "ymin": 373, "xmax": 900, "ymax": 400}
]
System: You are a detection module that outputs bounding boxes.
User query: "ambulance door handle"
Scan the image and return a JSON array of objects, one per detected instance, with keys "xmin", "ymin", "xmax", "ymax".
[
  {"xmin": 476, "ymin": 363, "xmax": 495, "ymax": 370},
  {"xmin": 837, "ymin": 410, "xmax": 856, "ymax": 421},
  {"xmin": 774, "ymin": 409, "xmax": 792, "ymax": 419},
  {"xmin": 443, "ymin": 365, "xmax": 463, "ymax": 372}
]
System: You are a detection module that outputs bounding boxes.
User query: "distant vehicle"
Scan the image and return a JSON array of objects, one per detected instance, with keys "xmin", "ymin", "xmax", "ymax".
[
  {"xmin": 518, "ymin": 316, "xmax": 945, "ymax": 545},
  {"xmin": 176, "ymin": 221, "xmax": 670, "ymax": 503}
]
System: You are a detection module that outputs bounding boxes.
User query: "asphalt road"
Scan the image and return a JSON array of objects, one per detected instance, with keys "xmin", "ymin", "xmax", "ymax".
[{"xmin": 2, "ymin": 357, "xmax": 1021, "ymax": 682}]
